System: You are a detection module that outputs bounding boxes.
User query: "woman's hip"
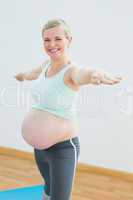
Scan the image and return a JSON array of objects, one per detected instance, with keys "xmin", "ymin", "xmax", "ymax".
[{"xmin": 34, "ymin": 136, "xmax": 80, "ymax": 162}]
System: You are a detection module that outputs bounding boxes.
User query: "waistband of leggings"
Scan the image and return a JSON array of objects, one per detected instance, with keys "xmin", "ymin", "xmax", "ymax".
[{"xmin": 48, "ymin": 136, "xmax": 80, "ymax": 149}]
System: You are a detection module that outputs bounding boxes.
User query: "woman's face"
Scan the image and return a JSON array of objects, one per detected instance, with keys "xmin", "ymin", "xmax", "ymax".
[{"xmin": 43, "ymin": 25, "xmax": 71, "ymax": 60}]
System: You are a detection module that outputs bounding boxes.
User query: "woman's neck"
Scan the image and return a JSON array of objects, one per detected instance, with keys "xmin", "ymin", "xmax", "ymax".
[{"xmin": 50, "ymin": 56, "xmax": 71, "ymax": 70}]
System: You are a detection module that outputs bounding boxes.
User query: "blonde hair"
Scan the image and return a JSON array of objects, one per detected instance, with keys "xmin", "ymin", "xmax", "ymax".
[{"xmin": 42, "ymin": 19, "xmax": 72, "ymax": 39}]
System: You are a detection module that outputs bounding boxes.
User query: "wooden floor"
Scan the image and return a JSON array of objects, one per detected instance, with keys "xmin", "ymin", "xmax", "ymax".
[{"xmin": 0, "ymin": 153, "xmax": 133, "ymax": 200}]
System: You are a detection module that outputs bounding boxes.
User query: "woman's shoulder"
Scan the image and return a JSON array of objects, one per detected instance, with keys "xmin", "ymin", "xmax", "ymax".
[
  {"xmin": 67, "ymin": 62, "xmax": 82, "ymax": 77},
  {"xmin": 67, "ymin": 62, "xmax": 81, "ymax": 72},
  {"xmin": 65, "ymin": 62, "xmax": 82, "ymax": 89}
]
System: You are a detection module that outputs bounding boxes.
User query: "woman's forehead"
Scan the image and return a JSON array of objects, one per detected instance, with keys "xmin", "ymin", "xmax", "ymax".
[{"xmin": 43, "ymin": 26, "xmax": 65, "ymax": 38}]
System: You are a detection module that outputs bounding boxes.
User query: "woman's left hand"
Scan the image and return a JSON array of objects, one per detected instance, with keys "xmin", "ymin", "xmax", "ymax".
[{"xmin": 90, "ymin": 70, "xmax": 122, "ymax": 85}]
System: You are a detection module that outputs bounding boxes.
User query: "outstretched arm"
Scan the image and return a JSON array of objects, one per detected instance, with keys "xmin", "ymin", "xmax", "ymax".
[
  {"xmin": 69, "ymin": 66, "xmax": 122, "ymax": 87},
  {"xmin": 14, "ymin": 60, "xmax": 48, "ymax": 81}
]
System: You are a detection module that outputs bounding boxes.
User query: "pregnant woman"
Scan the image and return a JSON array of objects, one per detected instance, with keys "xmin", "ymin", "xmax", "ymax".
[{"xmin": 15, "ymin": 19, "xmax": 122, "ymax": 200}]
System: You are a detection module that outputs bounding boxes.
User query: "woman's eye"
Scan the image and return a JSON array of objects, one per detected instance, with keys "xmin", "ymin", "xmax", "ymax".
[{"xmin": 56, "ymin": 38, "xmax": 62, "ymax": 40}]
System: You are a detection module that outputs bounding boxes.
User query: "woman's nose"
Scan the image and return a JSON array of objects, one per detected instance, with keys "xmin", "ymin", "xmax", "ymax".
[{"xmin": 49, "ymin": 40, "xmax": 56, "ymax": 47}]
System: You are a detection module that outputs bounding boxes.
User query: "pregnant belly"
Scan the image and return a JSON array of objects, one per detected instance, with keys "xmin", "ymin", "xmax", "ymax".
[{"xmin": 21, "ymin": 109, "xmax": 78, "ymax": 149}]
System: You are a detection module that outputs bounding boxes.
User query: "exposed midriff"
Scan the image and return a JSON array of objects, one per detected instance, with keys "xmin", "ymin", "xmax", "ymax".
[{"xmin": 21, "ymin": 108, "xmax": 79, "ymax": 149}]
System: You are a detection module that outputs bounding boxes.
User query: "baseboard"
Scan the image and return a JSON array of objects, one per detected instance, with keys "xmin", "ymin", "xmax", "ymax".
[{"xmin": 0, "ymin": 146, "xmax": 133, "ymax": 182}]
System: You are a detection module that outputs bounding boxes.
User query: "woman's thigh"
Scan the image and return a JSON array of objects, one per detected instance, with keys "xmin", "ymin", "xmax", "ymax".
[
  {"xmin": 34, "ymin": 149, "xmax": 50, "ymax": 195},
  {"xmin": 34, "ymin": 137, "xmax": 80, "ymax": 199},
  {"xmin": 48, "ymin": 137, "xmax": 80, "ymax": 200}
]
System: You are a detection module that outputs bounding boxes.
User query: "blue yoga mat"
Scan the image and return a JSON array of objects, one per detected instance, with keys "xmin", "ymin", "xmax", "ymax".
[{"xmin": 0, "ymin": 185, "xmax": 44, "ymax": 200}]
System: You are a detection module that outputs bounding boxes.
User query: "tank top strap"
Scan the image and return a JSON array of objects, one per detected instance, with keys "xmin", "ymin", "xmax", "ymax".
[
  {"xmin": 55, "ymin": 63, "xmax": 72, "ymax": 82},
  {"xmin": 41, "ymin": 60, "xmax": 51, "ymax": 77},
  {"xmin": 59, "ymin": 62, "xmax": 76, "ymax": 79},
  {"xmin": 62, "ymin": 61, "xmax": 76, "ymax": 74},
  {"xmin": 60, "ymin": 62, "xmax": 82, "ymax": 86}
]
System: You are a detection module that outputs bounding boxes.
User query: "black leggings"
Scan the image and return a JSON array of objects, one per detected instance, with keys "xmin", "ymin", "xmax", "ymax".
[{"xmin": 34, "ymin": 137, "xmax": 80, "ymax": 200}]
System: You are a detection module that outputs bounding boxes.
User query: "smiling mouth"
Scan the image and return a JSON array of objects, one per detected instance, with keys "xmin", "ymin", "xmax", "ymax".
[{"xmin": 48, "ymin": 48, "xmax": 61, "ymax": 54}]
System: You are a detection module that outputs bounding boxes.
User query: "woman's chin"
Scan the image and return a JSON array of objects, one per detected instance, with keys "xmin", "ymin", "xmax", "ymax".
[{"xmin": 48, "ymin": 53, "xmax": 62, "ymax": 60}]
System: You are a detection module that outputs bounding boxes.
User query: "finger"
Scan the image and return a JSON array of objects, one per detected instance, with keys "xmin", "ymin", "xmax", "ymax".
[
  {"xmin": 103, "ymin": 75, "xmax": 122, "ymax": 83},
  {"xmin": 115, "ymin": 76, "xmax": 123, "ymax": 80},
  {"xmin": 101, "ymin": 78, "xmax": 120, "ymax": 85},
  {"xmin": 102, "ymin": 80, "xmax": 114, "ymax": 84},
  {"xmin": 105, "ymin": 73, "xmax": 123, "ymax": 81}
]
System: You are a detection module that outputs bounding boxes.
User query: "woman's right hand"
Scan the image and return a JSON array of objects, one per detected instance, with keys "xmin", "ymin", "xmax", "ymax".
[{"xmin": 14, "ymin": 72, "xmax": 25, "ymax": 81}]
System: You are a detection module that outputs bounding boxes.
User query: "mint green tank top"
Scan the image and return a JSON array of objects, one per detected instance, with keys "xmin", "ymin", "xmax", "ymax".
[{"xmin": 31, "ymin": 61, "xmax": 79, "ymax": 120}]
